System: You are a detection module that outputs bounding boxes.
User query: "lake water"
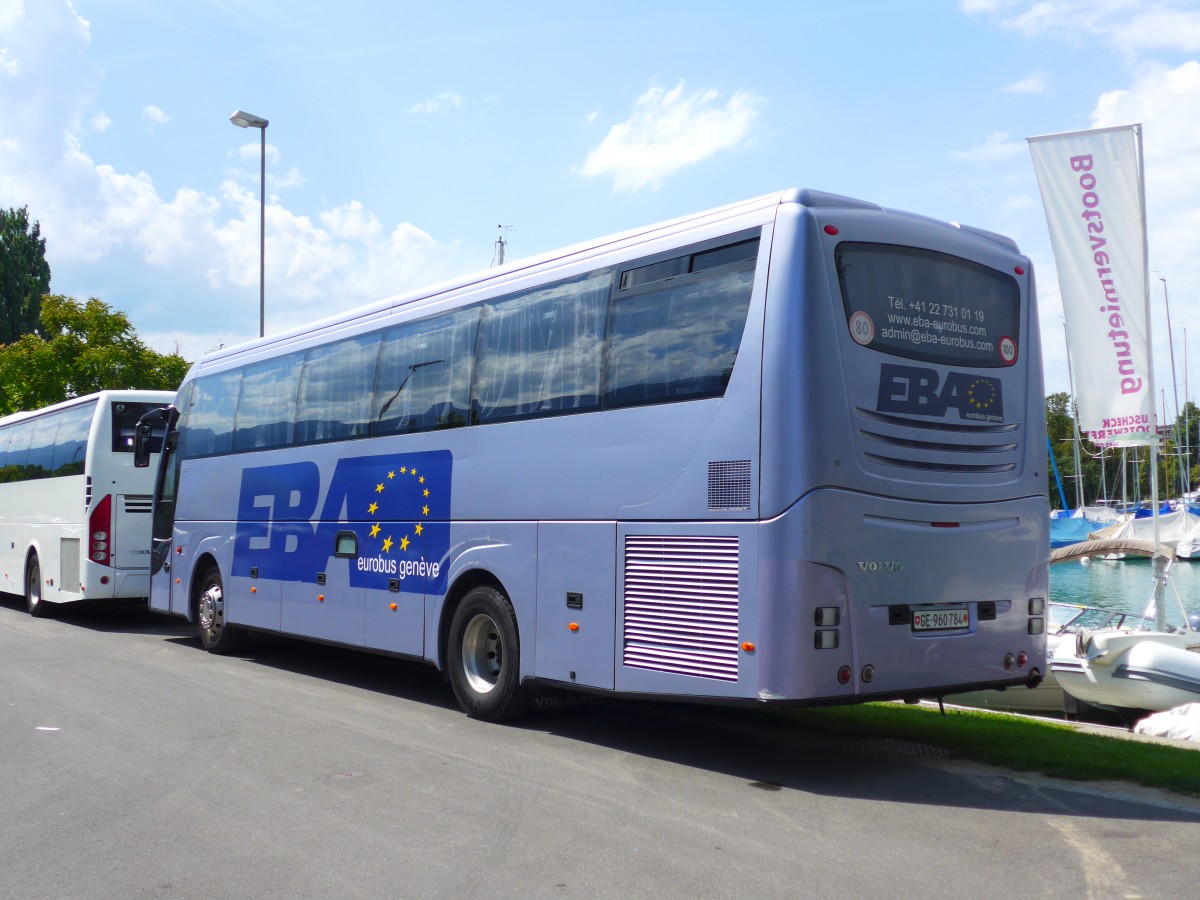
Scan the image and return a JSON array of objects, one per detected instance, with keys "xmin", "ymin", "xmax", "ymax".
[{"xmin": 1051, "ymin": 555, "xmax": 1200, "ymax": 621}]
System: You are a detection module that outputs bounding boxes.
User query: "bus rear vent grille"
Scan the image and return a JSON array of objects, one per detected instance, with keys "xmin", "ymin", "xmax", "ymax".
[
  {"xmin": 708, "ymin": 460, "xmax": 751, "ymax": 510},
  {"xmin": 122, "ymin": 494, "xmax": 154, "ymax": 514},
  {"xmin": 622, "ymin": 535, "xmax": 740, "ymax": 682}
]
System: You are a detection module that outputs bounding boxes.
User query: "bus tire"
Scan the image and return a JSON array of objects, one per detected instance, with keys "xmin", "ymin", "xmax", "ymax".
[
  {"xmin": 195, "ymin": 563, "xmax": 243, "ymax": 654},
  {"xmin": 447, "ymin": 586, "xmax": 529, "ymax": 721},
  {"xmin": 25, "ymin": 553, "xmax": 53, "ymax": 619}
]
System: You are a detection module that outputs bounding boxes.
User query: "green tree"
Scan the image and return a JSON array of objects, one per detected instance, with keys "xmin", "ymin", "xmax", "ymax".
[
  {"xmin": 1045, "ymin": 392, "xmax": 1078, "ymax": 510},
  {"xmin": 0, "ymin": 295, "xmax": 190, "ymax": 414},
  {"xmin": 0, "ymin": 206, "xmax": 51, "ymax": 342}
]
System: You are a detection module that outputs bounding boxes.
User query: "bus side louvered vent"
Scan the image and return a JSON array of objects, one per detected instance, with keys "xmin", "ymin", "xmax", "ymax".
[
  {"xmin": 708, "ymin": 460, "xmax": 751, "ymax": 510},
  {"xmin": 122, "ymin": 495, "xmax": 154, "ymax": 514},
  {"xmin": 623, "ymin": 535, "xmax": 740, "ymax": 682}
]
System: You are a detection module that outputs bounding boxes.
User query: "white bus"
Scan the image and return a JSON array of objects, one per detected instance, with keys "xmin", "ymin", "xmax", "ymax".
[
  {"xmin": 0, "ymin": 390, "xmax": 174, "ymax": 616},
  {"xmin": 141, "ymin": 189, "xmax": 1049, "ymax": 720}
]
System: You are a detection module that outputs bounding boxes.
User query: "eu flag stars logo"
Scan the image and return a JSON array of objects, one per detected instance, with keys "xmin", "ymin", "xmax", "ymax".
[{"xmin": 351, "ymin": 451, "xmax": 451, "ymax": 593}]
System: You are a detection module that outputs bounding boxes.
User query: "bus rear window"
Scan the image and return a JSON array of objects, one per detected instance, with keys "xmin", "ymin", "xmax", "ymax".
[
  {"xmin": 835, "ymin": 243, "xmax": 1021, "ymax": 368},
  {"xmin": 112, "ymin": 401, "xmax": 166, "ymax": 453}
]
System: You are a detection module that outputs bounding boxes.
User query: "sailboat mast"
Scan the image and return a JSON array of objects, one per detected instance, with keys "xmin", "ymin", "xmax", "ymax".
[
  {"xmin": 1186, "ymin": 326, "xmax": 1191, "ymax": 501},
  {"xmin": 1063, "ymin": 322, "xmax": 1086, "ymax": 510},
  {"xmin": 1131, "ymin": 125, "xmax": 1167, "ymax": 630}
]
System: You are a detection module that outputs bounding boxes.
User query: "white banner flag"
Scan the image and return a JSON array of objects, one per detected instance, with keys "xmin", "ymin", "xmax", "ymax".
[{"xmin": 1028, "ymin": 125, "xmax": 1155, "ymax": 447}]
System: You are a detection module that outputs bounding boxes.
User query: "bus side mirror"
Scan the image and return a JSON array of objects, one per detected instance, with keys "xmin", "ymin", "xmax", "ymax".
[{"xmin": 133, "ymin": 420, "xmax": 153, "ymax": 468}]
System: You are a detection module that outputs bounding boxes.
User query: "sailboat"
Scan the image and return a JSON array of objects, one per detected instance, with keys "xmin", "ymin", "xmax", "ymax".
[{"xmin": 1030, "ymin": 124, "xmax": 1200, "ymax": 715}]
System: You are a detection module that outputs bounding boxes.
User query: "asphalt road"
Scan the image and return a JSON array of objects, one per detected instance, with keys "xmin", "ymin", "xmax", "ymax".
[{"xmin": 2, "ymin": 595, "xmax": 1198, "ymax": 900}]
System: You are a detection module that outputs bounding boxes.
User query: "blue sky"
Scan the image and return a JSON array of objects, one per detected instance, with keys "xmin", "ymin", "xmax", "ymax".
[{"xmin": 3, "ymin": 1, "xmax": 1200, "ymax": 401}]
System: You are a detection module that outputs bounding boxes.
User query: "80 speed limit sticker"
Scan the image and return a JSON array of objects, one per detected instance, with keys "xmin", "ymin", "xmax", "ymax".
[{"xmin": 849, "ymin": 311, "xmax": 874, "ymax": 346}]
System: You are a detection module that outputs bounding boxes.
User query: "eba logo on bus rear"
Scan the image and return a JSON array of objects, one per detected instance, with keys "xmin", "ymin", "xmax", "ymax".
[{"xmin": 876, "ymin": 363, "xmax": 1004, "ymax": 423}]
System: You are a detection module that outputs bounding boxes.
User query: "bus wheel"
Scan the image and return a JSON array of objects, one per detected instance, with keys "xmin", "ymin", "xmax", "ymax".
[
  {"xmin": 25, "ymin": 553, "xmax": 53, "ymax": 619},
  {"xmin": 447, "ymin": 586, "xmax": 529, "ymax": 721},
  {"xmin": 196, "ymin": 564, "xmax": 242, "ymax": 654}
]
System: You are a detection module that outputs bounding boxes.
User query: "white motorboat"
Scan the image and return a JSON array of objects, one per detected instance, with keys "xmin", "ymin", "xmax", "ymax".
[
  {"xmin": 948, "ymin": 538, "xmax": 1173, "ymax": 715},
  {"xmin": 1047, "ymin": 540, "xmax": 1200, "ymax": 713},
  {"xmin": 1050, "ymin": 629, "xmax": 1200, "ymax": 713},
  {"xmin": 946, "ymin": 599, "xmax": 1156, "ymax": 715}
]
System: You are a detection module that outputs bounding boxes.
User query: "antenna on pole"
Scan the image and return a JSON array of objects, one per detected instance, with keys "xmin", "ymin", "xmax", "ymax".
[{"xmin": 492, "ymin": 225, "xmax": 516, "ymax": 267}]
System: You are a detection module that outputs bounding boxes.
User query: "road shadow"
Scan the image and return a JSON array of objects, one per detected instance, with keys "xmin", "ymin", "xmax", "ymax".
[
  {"xmin": 166, "ymin": 627, "xmax": 460, "ymax": 713},
  {"xmin": 161, "ymin": 624, "xmax": 1200, "ymax": 823},
  {"xmin": 0, "ymin": 591, "xmax": 193, "ymax": 637}
]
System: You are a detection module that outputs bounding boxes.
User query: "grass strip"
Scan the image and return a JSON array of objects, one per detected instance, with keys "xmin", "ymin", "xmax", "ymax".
[{"xmin": 782, "ymin": 702, "xmax": 1200, "ymax": 797}]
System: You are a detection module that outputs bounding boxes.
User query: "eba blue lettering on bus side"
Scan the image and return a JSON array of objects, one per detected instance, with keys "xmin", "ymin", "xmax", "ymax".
[
  {"xmin": 876, "ymin": 363, "xmax": 1004, "ymax": 423},
  {"xmin": 232, "ymin": 450, "xmax": 452, "ymax": 594}
]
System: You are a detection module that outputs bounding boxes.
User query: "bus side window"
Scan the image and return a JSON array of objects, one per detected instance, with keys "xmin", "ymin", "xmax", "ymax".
[
  {"xmin": 295, "ymin": 332, "xmax": 380, "ymax": 444},
  {"xmin": 3, "ymin": 421, "xmax": 33, "ymax": 481},
  {"xmin": 472, "ymin": 272, "xmax": 607, "ymax": 424},
  {"xmin": 51, "ymin": 403, "xmax": 95, "ymax": 476},
  {"xmin": 374, "ymin": 308, "xmax": 478, "ymax": 435},
  {"xmin": 234, "ymin": 355, "xmax": 303, "ymax": 452},
  {"xmin": 184, "ymin": 371, "xmax": 241, "ymax": 458},
  {"xmin": 604, "ymin": 268, "xmax": 754, "ymax": 408},
  {"xmin": 27, "ymin": 414, "xmax": 60, "ymax": 481}
]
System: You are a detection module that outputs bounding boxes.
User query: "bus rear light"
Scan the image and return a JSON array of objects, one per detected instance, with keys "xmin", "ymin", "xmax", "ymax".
[
  {"xmin": 837, "ymin": 665, "xmax": 852, "ymax": 685},
  {"xmin": 815, "ymin": 606, "xmax": 840, "ymax": 627},
  {"xmin": 1014, "ymin": 265, "xmax": 1025, "ymax": 275},
  {"xmin": 1017, "ymin": 652, "xmax": 1028, "ymax": 669},
  {"xmin": 815, "ymin": 630, "xmax": 839, "ymax": 650},
  {"xmin": 1003, "ymin": 653, "xmax": 1015, "ymax": 670},
  {"xmin": 861, "ymin": 665, "xmax": 875, "ymax": 684},
  {"xmin": 823, "ymin": 224, "xmax": 839, "ymax": 235},
  {"xmin": 88, "ymin": 494, "xmax": 112, "ymax": 567}
]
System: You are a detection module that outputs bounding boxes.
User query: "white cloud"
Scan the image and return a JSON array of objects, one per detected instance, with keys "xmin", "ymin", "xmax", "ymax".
[
  {"xmin": 228, "ymin": 143, "xmax": 304, "ymax": 193},
  {"xmin": 406, "ymin": 91, "xmax": 463, "ymax": 115},
  {"xmin": 142, "ymin": 104, "xmax": 170, "ymax": 126},
  {"xmin": 965, "ymin": 0, "xmax": 1200, "ymax": 54},
  {"xmin": 0, "ymin": 0, "xmax": 26, "ymax": 31},
  {"xmin": 1003, "ymin": 71, "xmax": 1049, "ymax": 94},
  {"xmin": 0, "ymin": 0, "xmax": 462, "ymax": 350},
  {"xmin": 234, "ymin": 142, "xmax": 279, "ymax": 165},
  {"xmin": 949, "ymin": 131, "xmax": 1027, "ymax": 162},
  {"xmin": 1090, "ymin": 62, "xmax": 1200, "ymax": 282},
  {"xmin": 578, "ymin": 80, "xmax": 763, "ymax": 192}
]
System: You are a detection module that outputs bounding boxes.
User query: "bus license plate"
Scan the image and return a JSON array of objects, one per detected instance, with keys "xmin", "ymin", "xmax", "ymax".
[{"xmin": 912, "ymin": 608, "xmax": 969, "ymax": 632}]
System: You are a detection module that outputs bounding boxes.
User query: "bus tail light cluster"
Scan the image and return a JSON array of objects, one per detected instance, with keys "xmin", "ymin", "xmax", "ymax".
[
  {"xmin": 1028, "ymin": 597, "xmax": 1045, "ymax": 635},
  {"xmin": 1003, "ymin": 652, "xmax": 1031, "ymax": 671},
  {"xmin": 89, "ymin": 494, "xmax": 112, "ymax": 566},
  {"xmin": 814, "ymin": 606, "xmax": 840, "ymax": 650}
]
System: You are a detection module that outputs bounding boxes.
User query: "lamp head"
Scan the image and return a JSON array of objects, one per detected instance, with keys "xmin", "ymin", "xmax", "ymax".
[{"xmin": 229, "ymin": 110, "xmax": 269, "ymax": 129}]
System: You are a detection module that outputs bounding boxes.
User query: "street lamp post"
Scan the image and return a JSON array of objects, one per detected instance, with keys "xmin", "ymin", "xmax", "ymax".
[{"xmin": 229, "ymin": 110, "xmax": 269, "ymax": 338}]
